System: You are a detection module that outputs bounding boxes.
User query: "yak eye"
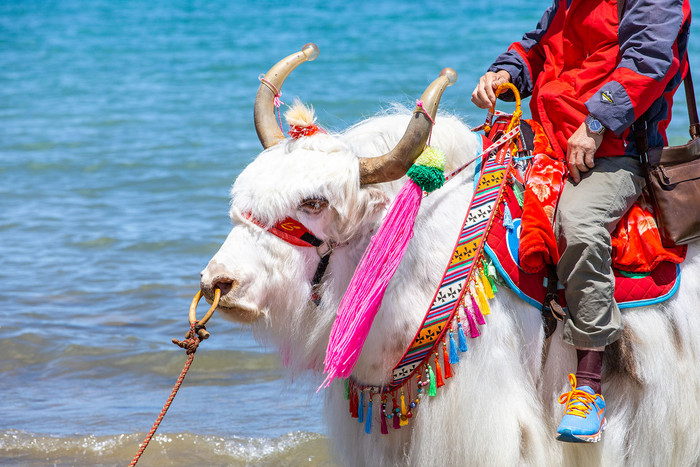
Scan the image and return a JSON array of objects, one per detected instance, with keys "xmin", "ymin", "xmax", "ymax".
[{"xmin": 299, "ymin": 197, "xmax": 329, "ymax": 214}]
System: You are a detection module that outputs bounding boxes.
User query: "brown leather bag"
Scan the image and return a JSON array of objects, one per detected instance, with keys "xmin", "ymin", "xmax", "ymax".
[{"xmin": 638, "ymin": 66, "xmax": 700, "ymax": 246}]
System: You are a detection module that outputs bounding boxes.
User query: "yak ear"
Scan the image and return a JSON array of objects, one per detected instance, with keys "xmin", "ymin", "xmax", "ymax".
[
  {"xmin": 350, "ymin": 185, "xmax": 390, "ymax": 229},
  {"xmin": 362, "ymin": 186, "xmax": 390, "ymax": 219},
  {"xmin": 329, "ymin": 185, "xmax": 388, "ymax": 243}
]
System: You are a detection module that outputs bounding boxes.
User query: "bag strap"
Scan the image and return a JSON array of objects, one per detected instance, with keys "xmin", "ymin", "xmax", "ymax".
[
  {"xmin": 617, "ymin": 0, "xmax": 624, "ymax": 23},
  {"xmin": 685, "ymin": 66, "xmax": 700, "ymax": 139}
]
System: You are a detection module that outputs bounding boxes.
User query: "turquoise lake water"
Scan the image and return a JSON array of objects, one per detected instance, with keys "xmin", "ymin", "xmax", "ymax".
[{"xmin": 1, "ymin": 1, "xmax": 698, "ymax": 465}]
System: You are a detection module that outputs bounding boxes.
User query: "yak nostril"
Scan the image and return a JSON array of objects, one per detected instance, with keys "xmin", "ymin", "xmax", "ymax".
[{"xmin": 213, "ymin": 277, "xmax": 235, "ymax": 296}]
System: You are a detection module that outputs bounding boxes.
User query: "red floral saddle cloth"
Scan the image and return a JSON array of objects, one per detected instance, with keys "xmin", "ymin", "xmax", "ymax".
[
  {"xmin": 481, "ymin": 118, "xmax": 686, "ymax": 310},
  {"xmin": 484, "ymin": 183, "xmax": 681, "ymax": 310}
]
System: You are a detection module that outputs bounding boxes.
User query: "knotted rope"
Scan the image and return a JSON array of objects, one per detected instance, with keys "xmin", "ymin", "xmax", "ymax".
[{"xmin": 129, "ymin": 289, "xmax": 220, "ymax": 466}]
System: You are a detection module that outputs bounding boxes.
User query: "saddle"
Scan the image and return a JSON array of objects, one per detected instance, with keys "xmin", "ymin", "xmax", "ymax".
[{"xmin": 479, "ymin": 117, "xmax": 686, "ymax": 315}]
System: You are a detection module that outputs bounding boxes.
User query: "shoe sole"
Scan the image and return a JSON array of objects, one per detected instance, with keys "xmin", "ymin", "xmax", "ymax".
[{"xmin": 556, "ymin": 418, "xmax": 607, "ymax": 443}]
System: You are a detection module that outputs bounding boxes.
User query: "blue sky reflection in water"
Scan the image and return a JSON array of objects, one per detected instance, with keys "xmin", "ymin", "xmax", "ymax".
[{"xmin": 1, "ymin": 0, "xmax": 698, "ymax": 464}]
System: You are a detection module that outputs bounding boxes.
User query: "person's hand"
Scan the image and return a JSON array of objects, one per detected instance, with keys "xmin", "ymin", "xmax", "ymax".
[
  {"xmin": 471, "ymin": 70, "xmax": 511, "ymax": 109},
  {"xmin": 566, "ymin": 122, "xmax": 604, "ymax": 183}
]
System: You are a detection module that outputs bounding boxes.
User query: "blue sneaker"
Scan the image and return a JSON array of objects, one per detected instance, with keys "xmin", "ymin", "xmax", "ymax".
[{"xmin": 556, "ymin": 374, "xmax": 607, "ymax": 443}]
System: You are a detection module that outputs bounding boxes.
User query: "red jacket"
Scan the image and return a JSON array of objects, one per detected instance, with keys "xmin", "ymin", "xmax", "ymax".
[{"xmin": 489, "ymin": 0, "xmax": 692, "ymax": 159}]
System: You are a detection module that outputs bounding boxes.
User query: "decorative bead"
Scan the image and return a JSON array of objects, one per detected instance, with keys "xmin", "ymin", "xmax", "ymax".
[
  {"xmin": 407, "ymin": 411, "xmax": 413, "ymax": 418},
  {"xmin": 387, "ymin": 414, "xmax": 393, "ymax": 419},
  {"xmin": 401, "ymin": 415, "xmax": 407, "ymax": 421},
  {"xmin": 417, "ymin": 387, "xmax": 422, "ymax": 393},
  {"xmin": 414, "ymin": 398, "xmax": 420, "ymax": 404},
  {"xmin": 410, "ymin": 402, "xmax": 416, "ymax": 408}
]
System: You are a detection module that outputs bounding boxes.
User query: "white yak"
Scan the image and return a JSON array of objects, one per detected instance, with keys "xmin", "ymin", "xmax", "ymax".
[{"xmin": 200, "ymin": 44, "xmax": 700, "ymax": 466}]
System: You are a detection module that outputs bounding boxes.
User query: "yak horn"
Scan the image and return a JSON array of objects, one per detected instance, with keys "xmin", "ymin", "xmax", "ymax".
[
  {"xmin": 254, "ymin": 43, "xmax": 320, "ymax": 149},
  {"xmin": 358, "ymin": 68, "xmax": 457, "ymax": 186}
]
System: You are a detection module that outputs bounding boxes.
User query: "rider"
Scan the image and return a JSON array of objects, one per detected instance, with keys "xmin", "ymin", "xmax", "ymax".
[{"xmin": 472, "ymin": 0, "xmax": 691, "ymax": 443}]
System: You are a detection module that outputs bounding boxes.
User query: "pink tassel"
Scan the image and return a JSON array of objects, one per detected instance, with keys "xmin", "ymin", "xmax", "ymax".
[
  {"xmin": 321, "ymin": 180, "xmax": 424, "ymax": 388},
  {"xmin": 471, "ymin": 294, "xmax": 486, "ymax": 325},
  {"xmin": 465, "ymin": 300, "xmax": 480, "ymax": 338},
  {"xmin": 392, "ymin": 396, "xmax": 401, "ymax": 430}
]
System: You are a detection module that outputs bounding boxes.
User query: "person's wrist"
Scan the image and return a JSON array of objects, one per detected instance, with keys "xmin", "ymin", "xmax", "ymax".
[
  {"xmin": 585, "ymin": 114, "xmax": 606, "ymax": 135},
  {"xmin": 496, "ymin": 70, "xmax": 511, "ymax": 82}
]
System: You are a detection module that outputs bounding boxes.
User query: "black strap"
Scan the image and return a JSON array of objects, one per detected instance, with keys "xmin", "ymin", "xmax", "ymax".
[
  {"xmin": 542, "ymin": 266, "xmax": 565, "ymax": 339},
  {"xmin": 634, "ymin": 63, "xmax": 697, "ymax": 163},
  {"xmin": 311, "ymin": 252, "xmax": 332, "ymax": 306},
  {"xmin": 617, "ymin": 0, "xmax": 625, "ymax": 23},
  {"xmin": 300, "ymin": 232, "xmax": 324, "ymax": 247}
]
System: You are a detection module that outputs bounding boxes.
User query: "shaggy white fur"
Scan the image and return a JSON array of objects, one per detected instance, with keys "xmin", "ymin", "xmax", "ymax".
[{"xmin": 201, "ymin": 104, "xmax": 700, "ymax": 466}]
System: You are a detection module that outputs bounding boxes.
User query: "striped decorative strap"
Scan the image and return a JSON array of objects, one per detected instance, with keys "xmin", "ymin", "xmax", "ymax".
[{"xmin": 385, "ymin": 137, "xmax": 516, "ymax": 390}]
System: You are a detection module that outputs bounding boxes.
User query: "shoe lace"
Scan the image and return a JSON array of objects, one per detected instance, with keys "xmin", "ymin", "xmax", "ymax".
[{"xmin": 558, "ymin": 374, "xmax": 602, "ymax": 418}]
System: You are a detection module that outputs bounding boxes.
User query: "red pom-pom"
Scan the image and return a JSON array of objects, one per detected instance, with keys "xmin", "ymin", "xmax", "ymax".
[{"xmin": 288, "ymin": 124, "xmax": 324, "ymax": 139}]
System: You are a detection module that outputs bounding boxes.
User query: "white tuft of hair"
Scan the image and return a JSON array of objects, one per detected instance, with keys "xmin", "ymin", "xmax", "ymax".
[{"xmin": 284, "ymin": 98, "xmax": 316, "ymax": 127}]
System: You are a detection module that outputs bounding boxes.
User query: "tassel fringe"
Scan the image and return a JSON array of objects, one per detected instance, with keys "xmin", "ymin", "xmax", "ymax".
[
  {"xmin": 485, "ymin": 260, "xmax": 498, "ymax": 293},
  {"xmin": 479, "ymin": 268, "xmax": 495, "ymax": 299},
  {"xmin": 457, "ymin": 318, "xmax": 469, "ymax": 351},
  {"xmin": 448, "ymin": 332, "xmax": 459, "ymax": 364},
  {"xmin": 365, "ymin": 397, "xmax": 372, "ymax": 434},
  {"xmin": 400, "ymin": 391, "xmax": 408, "ymax": 426},
  {"xmin": 351, "ymin": 388, "xmax": 359, "ymax": 418},
  {"xmin": 428, "ymin": 365, "xmax": 437, "ymax": 396},
  {"xmin": 434, "ymin": 355, "xmax": 445, "ymax": 388},
  {"xmin": 473, "ymin": 296, "xmax": 486, "ymax": 325},
  {"xmin": 358, "ymin": 391, "xmax": 364, "ymax": 423},
  {"xmin": 443, "ymin": 342, "xmax": 453, "ymax": 378},
  {"xmin": 338, "ymin": 231, "xmax": 502, "ymax": 433},
  {"xmin": 474, "ymin": 278, "xmax": 490, "ymax": 315},
  {"xmin": 503, "ymin": 200, "xmax": 514, "ymax": 230}
]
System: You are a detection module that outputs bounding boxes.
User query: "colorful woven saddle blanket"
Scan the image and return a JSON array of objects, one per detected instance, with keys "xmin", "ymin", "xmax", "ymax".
[{"xmin": 481, "ymin": 119, "xmax": 685, "ymax": 311}]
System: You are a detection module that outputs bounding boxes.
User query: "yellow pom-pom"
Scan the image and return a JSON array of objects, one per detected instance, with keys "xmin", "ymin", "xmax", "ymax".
[{"xmin": 414, "ymin": 146, "xmax": 445, "ymax": 170}]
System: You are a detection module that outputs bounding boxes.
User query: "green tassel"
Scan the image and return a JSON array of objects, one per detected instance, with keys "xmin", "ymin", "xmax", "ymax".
[
  {"xmin": 512, "ymin": 181, "xmax": 525, "ymax": 207},
  {"xmin": 344, "ymin": 379, "xmax": 350, "ymax": 400},
  {"xmin": 484, "ymin": 260, "xmax": 498, "ymax": 293},
  {"xmin": 428, "ymin": 365, "xmax": 437, "ymax": 396},
  {"xmin": 406, "ymin": 146, "xmax": 446, "ymax": 193},
  {"xmin": 407, "ymin": 165, "xmax": 445, "ymax": 192}
]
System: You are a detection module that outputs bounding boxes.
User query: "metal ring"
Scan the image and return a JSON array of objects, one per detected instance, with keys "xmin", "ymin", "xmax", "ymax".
[
  {"xmin": 315, "ymin": 241, "xmax": 334, "ymax": 258},
  {"xmin": 189, "ymin": 288, "xmax": 221, "ymax": 327}
]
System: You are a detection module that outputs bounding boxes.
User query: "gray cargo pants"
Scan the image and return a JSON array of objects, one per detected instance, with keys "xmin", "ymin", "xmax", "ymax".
[{"xmin": 555, "ymin": 156, "xmax": 645, "ymax": 349}]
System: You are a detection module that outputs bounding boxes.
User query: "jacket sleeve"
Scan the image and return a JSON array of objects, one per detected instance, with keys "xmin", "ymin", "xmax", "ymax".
[
  {"xmin": 488, "ymin": 0, "xmax": 560, "ymax": 100},
  {"xmin": 586, "ymin": 0, "xmax": 687, "ymax": 135}
]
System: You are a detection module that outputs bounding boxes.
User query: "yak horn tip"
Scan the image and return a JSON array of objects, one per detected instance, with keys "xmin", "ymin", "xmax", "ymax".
[
  {"xmin": 302, "ymin": 43, "xmax": 320, "ymax": 61},
  {"xmin": 440, "ymin": 67, "xmax": 458, "ymax": 86}
]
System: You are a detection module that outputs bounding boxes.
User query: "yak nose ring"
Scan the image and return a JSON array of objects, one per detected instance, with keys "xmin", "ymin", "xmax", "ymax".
[{"xmin": 188, "ymin": 288, "xmax": 221, "ymax": 339}]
